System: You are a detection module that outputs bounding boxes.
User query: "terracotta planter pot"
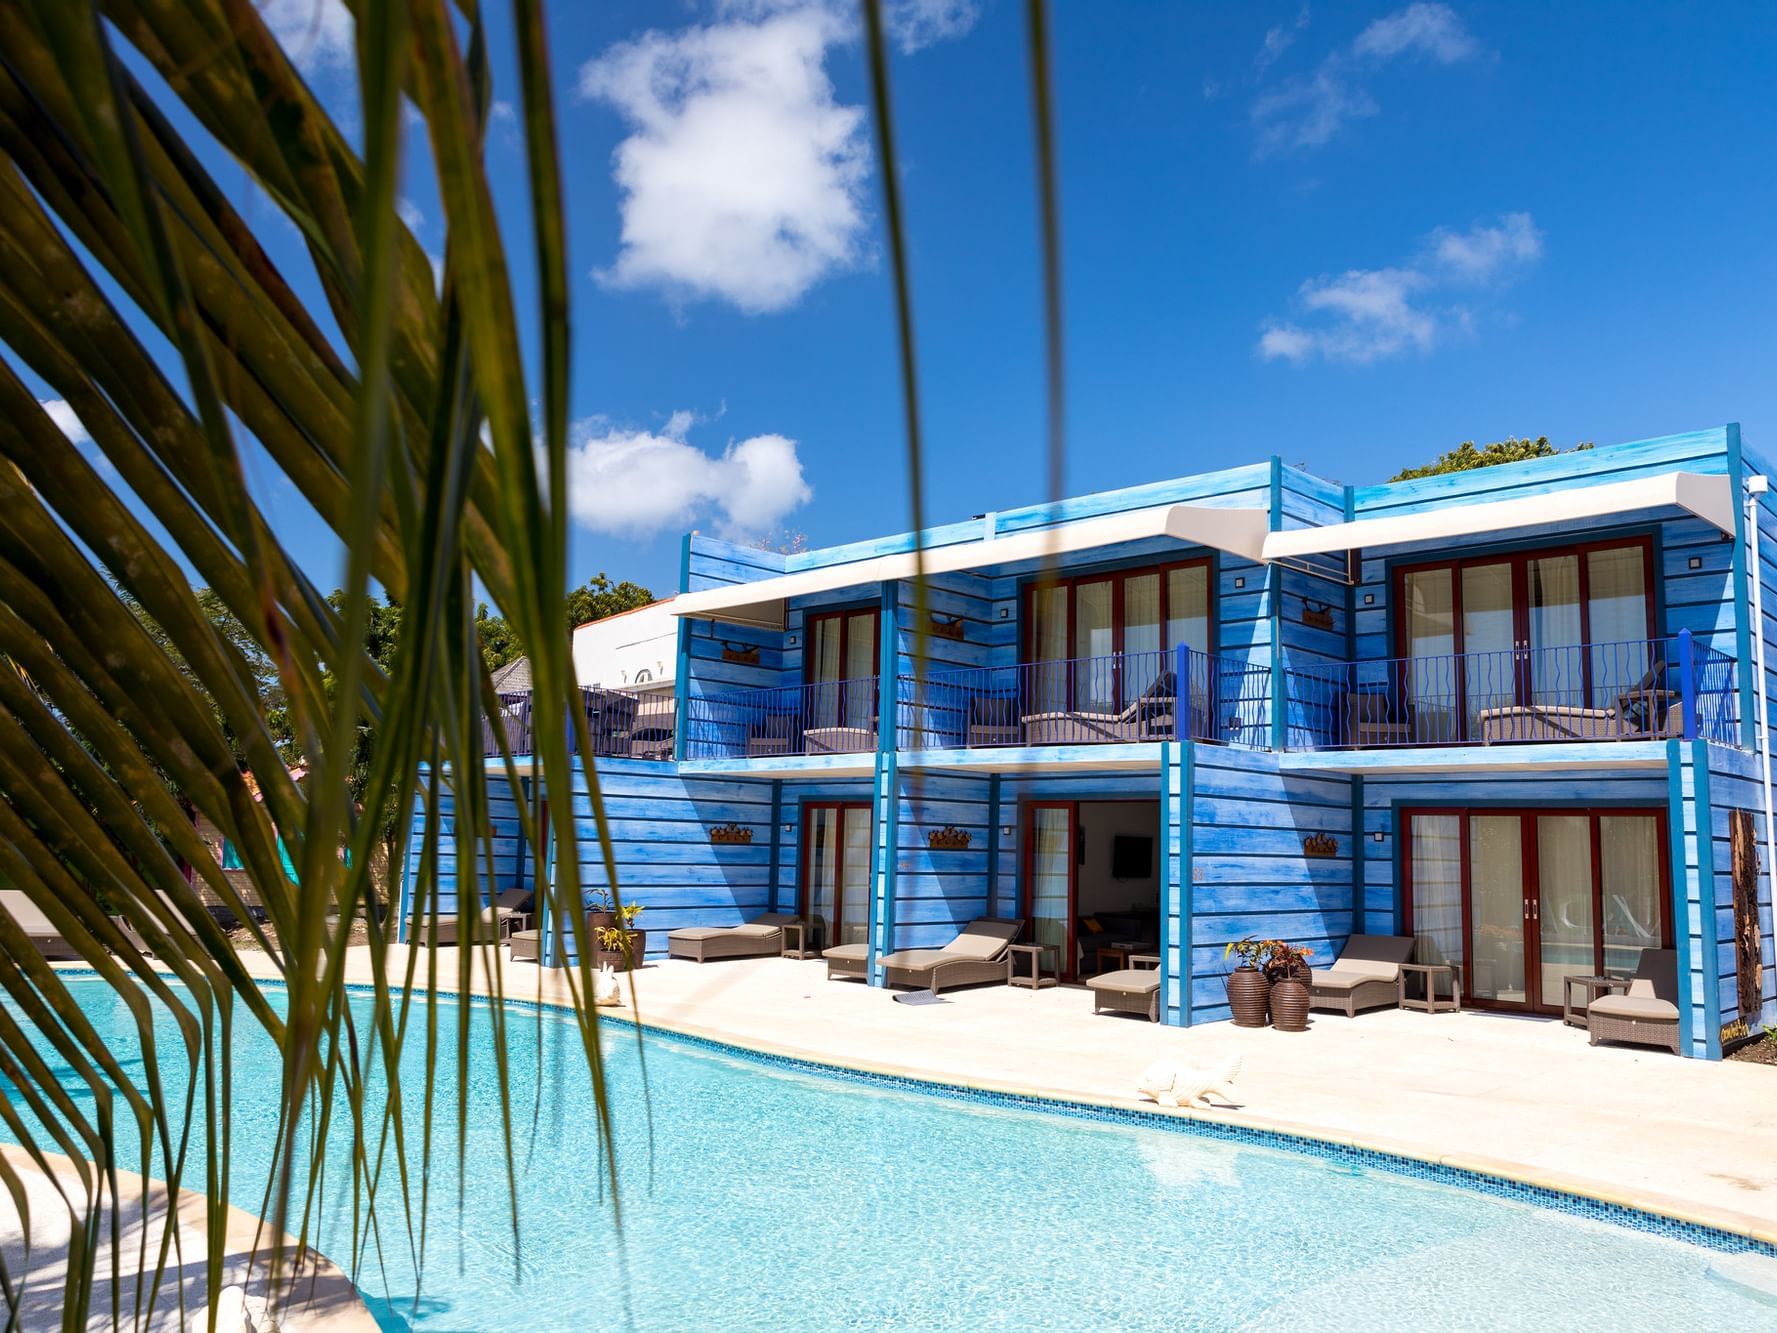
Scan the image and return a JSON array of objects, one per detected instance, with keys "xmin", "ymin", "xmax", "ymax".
[
  {"xmin": 1226, "ymin": 966, "xmax": 1271, "ymax": 1028},
  {"xmin": 595, "ymin": 929, "xmax": 646, "ymax": 972},
  {"xmin": 1269, "ymin": 976, "xmax": 1310, "ymax": 1032}
]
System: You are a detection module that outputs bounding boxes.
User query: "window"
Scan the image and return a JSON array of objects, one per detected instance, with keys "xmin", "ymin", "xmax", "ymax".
[{"xmin": 1025, "ymin": 559, "xmax": 1211, "ymax": 711}]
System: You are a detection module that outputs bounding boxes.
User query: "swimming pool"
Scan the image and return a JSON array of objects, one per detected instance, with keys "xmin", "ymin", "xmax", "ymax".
[{"xmin": 11, "ymin": 979, "xmax": 1776, "ymax": 1329}]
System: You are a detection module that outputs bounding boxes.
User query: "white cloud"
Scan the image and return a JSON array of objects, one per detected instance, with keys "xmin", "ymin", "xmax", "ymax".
[
  {"xmin": 1251, "ymin": 3, "xmax": 1480, "ymax": 156},
  {"xmin": 1258, "ymin": 213, "xmax": 1542, "ymax": 366},
  {"xmin": 579, "ymin": 7, "xmax": 869, "ymax": 313},
  {"xmin": 39, "ymin": 399, "xmax": 89, "ymax": 445},
  {"xmin": 397, "ymin": 197, "xmax": 424, "ymax": 232},
  {"xmin": 885, "ymin": 0, "xmax": 982, "ymax": 54},
  {"xmin": 258, "ymin": 0, "xmax": 355, "ymax": 72},
  {"xmin": 565, "ymin": 411, "xmax": 812, "ymax": 537},
  {"xmin": 1352, "ymin": 3, "xmax": 1480, "ymax": 62},
  {"xmin": 1429, "ymin": 211, "xmax": 1543, "ymax": 281},
  {"xmin": 1254, "ymin": 7, "xmax": 1310, "ymax": 75}
]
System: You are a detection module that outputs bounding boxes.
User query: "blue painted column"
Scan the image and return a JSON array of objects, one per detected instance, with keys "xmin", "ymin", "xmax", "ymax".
[
  {"xmin": 1267, "ymin": 458, "xmax": 1287, "ymax": 753},
  {"xmin": 1161, "ymin": 741, "xmax": 1193, "ymax": 1026},
  {"xmin": 673, "ymin": 532, "xmax": 692, "ymax": 761},
  {"xmin": 869, "ymin": 748, "xmax": 899, "ymax": 984},
  {"xmin": 986, "ymin": 773, "xmax": 1002, "ymax": 917},
  {"xmin": 768, "ymin": 780, "xmax": 784, "ymax": 912},
  {"xmin": 1727, "ymin": 424, "xmax": 1758, "ymax": 750}
]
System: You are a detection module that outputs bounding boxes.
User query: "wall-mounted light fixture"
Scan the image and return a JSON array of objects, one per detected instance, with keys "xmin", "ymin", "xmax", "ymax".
[
  {"xmin": 1233, "ymin": 576, "xmax": 1246, "ymax": 589},
  {"xmin": 999, "ymin": 607, "xmax": 1010, "ymax": 620},
  {"xmin": 1373, "ymin": 831, "xmax": 1385, "ymax": 843},
  {"xmin": 787, "ymin": 634, "xmax": 799, "ymax": 647},
  {"xmin": 1363, "ymin": 593, "xmax": 1376, "ymax": 606},
  {"xmin": 1001, "ymin": 824, "xmax": 1015, "ymax": 838},
  {"xmin": 1688, "ymin": 556, "xmax": 1703, "ymax": 570}
]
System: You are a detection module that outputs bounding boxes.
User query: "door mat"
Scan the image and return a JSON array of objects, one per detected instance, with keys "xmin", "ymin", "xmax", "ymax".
[{"xmin": 892, "ymin": 990, "xmax": 945, "ymax": 1006}]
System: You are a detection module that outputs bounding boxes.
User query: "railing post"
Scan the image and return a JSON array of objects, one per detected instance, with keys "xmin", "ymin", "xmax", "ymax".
[
  {"xmin": 1175, "ymin": 642, "xmax": 1189, "ymax": 742},
  {"xmin": 1678, "ymin": 628, "xmax": 1698, "ymax": 741}
]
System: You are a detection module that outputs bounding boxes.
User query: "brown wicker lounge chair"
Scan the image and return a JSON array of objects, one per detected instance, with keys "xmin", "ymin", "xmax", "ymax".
[
  {"xmin": 667, "ymin": 912, "xmax": 805, "ymax": 962},
  {"xmin": 1307, "ymin": 935, "xmax": 1416, "ymax": 1017},
  {"xmin": 0, "ymin": 891, "xmax": 80, "ymax": 961},
  {"xmin": 415, "ymin": 887, "xmax": 533, "ymax": 945},
  {"xmin": 1587, "ymin": 948, "xmax": 1681, "ymax": 1055},
  {"xmin": 509, "ymin": 929, "xmax": 540, "ymax": 963},
  {"xmin": 1020, "ymin": 671, "xmax": 1176, "ymax": 745},
  {"xmin": 1086, "ymin": 953, "xmax": 1160, "ymax": 1020},
  {"xmin": 1477, "ymin": 660, "xmax": 1679, "ymax": 743},
  {"xmin": 879, "ymin": 918, "xmax": 1023, "ymax": 994}
]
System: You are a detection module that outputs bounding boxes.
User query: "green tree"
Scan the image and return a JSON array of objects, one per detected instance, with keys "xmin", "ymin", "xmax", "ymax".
[
  {"xmin": 1390, "ymin": 436, "xmax": 1594, "ymax": 482},
  {"xmin": 477, "ymin": 573, "xmax": 653, "ymax": 671}
]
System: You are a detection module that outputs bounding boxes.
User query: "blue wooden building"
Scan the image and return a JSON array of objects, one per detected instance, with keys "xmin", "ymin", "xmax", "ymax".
[{"xmin": 402, "ymin": 425, "xmax": 1777, "ymax": 1060}]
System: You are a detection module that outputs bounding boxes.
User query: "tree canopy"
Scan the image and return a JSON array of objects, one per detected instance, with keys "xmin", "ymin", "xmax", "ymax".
[
  {"xmin": 478, "ymin": 573, "xmax": 653, "ymax": 670},
  {"xmin": 1389, "ymin": 436, "xmax": 1594, "ymax": 482}
]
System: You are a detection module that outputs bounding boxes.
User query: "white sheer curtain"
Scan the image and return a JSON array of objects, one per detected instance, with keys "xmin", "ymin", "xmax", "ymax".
[{"xmin": 1410, "ymin": 814, "xmax": 1464, "ymax": 992}]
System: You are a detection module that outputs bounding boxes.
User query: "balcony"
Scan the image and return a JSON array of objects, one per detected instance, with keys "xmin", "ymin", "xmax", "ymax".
[
  {"xmin": 1281, "ymin": 632, "xmax": 1737, "ymax": 751},
  {"xmin": 684, "ymin": 677, "xmax": 880, "ymax": 760},
  {"xmin": 897, "ymin": 647, "xmax": 1272, "ymax": 751},
  {"xmin": 482, "ymin": 688, "xmax": 677, "ymax": 760}
]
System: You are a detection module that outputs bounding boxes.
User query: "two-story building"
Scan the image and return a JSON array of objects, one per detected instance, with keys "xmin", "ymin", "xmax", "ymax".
[{"xmin": 402, "ymin": 425, "xmax": 1777, "ymax": 1060}]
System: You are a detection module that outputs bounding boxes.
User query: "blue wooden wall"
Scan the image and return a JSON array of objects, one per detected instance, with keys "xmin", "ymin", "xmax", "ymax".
[
  {"xmin": 544, "ymin": 759, "xmax": 776, "ymax": 964},
  {"xmin": 1184, "ymin": 747, "xmax": 1356, "ymax": 1024},
  {"xmin": 396, "ymin": 769, "xmax": 528, "ymax": 936}
]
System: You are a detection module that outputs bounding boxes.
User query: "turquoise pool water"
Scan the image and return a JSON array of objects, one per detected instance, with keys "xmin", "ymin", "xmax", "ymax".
[{"xmin": 10, "ymin": 979, "xmax": 1775, "ymax": 1330}]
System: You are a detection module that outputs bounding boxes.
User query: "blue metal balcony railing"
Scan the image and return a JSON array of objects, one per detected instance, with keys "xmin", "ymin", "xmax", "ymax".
[
  {"xmin": 482, "ymin": 688, "xmax": 676, "ymax": 760},
  {"xmin": 685, "ymin": 677, "xmax": 880, "ymax": 759},
  {"xmin": 898, "ymin": 645, "xmax": 1272, "ymax": 751},
  {"xmin": 1281, "ymin": 632, "xmax": 1737, "ymax": 750}
]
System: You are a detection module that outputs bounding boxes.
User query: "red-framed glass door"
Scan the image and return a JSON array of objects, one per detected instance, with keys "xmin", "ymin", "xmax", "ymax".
[
  {"xmin": 801, "ymin": 802, "xmax": 872, "ymax": 952},
  {"xmin": 1394, "ymin": 538, "xmax": 1655, "ymax": 742},
  {"xmin": 805, "ymin": 607, "xmax": 879, "ymax": 732},
  {"xmin": 1023, "ymin": 559, "xmax": 1213, "ymax": 714},
  {"xmin": 1402, "ymin": 806, "xmax": 1671, "ymax": 1014},
  {"xmin": 1023, "ymin": 802, "xmax": 1077, "ymax": 980}
]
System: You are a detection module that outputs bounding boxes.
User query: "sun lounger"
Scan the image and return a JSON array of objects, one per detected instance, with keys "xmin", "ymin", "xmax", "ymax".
[
  {"xmin": 414, "ymin": 887, "xmax": 534, "ymax": 946},
  {"xmin": 0, "ymin": 890, "xmax": 80, "ymax": 961},
  {"xmin": 1020, "ymin": 671, "xmax": 1176, "ymax": 744},
  {"xmin": 1306, "ymin": 935, "xmax": 1416, "ymax": 1017},
  {"xmin": 1587, "ymin": 948, "xmax": 1681, "ymax": 1055},
  {"xmin": 1086, "ymin": 953, "xmax": 1160, "ymax": 1020},
  {"xmin": 509, "ymin": 929, "xmax": 540, "ymax": 963},
  {"xmin": 825, "ymin": 918, "xmax": 1024, "ymax": 994},
  {"xmin": 879, "ymin": 918, "xmax": 1022, "ymax": 994},
  {"xmin": 667, "ymin": 912, "xmax": 805, "ymax": 962},
  {"xmin": 803, "ymin": 726, "xmax": 876, "ymax": 754},
  {"xmin": 1477, "ymin": 659, "xmax": 1679, "ymax": 743}
]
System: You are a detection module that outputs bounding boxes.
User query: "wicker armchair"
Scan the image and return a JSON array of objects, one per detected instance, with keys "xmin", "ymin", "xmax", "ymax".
[{"xmin": 1587, "ymin": 948, "xmax": 1681, "ymax": 1055}]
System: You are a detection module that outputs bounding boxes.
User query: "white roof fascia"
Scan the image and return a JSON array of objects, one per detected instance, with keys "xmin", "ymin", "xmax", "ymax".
[
  {"xmin": 671, "ymin": 503, "xmax": 1270, "ymax": 628},
  {"xmin": 1262, "ymin": 472, "xmax": 1735, "ymax": 562}
]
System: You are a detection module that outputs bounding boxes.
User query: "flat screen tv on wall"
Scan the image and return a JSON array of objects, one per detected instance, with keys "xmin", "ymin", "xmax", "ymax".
[{"xmin": 1111, "ymin": 834, "xmax": 1153, "ymax": 881}]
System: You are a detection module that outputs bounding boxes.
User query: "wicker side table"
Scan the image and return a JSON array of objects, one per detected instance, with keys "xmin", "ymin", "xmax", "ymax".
[
  {"xmin": 1009, "ymin": 942, "xmax": 1060, "ymax": 990},
  {"xmin": 1562, "ymin": 974, "xmax": 1626, "ymax": 1028},
  {"xmin": 1397, "ymin": 962, "xmax": 1460, "ymax": 1014},
  {"xmin": 780, "ymin": 918, "xmax": 817, "ymax": 960}
]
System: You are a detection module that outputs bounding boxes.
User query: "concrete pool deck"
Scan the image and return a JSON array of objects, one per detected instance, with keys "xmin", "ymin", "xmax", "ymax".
[{"xmin": 261, "ymin": 944, "xmax": 1777, "ymax": 1247}]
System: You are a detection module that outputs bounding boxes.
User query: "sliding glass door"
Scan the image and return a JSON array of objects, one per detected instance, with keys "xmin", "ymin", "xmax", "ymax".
[
  {"xmin": 802, "ymin": 803, "xmax": 872, "ymax": 951},
  {"xmin": 1405, "ymin": 807, "xmax": 1669, "ymax": 1014},
  {"xmin": 806, "ymin": 608, "xmax": 878, "ymax": 732},
  {"xmin": 1026, "ymin": 559, "xmax": 1212, "ymax": 715},
  {"xmin": 1025, "ymin": 804, "xmax": 1075, "ymax": 978},
  {"xmin": 1394, "ymin": 539, "xmax": 1654, "ymax": 742}
]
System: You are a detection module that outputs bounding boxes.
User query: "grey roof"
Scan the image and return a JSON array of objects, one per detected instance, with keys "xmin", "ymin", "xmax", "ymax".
[{"xmin": 490, "ymin": 656, "xmax": 533, "ymax": 692}]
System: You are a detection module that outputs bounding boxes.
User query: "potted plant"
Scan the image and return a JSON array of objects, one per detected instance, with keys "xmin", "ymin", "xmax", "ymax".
[
  {"xmin": 1222, "ymin": 935, "xmax": 1271, "ymax": 1028},
  {"xmin": 594, "ymin": 903, "xmax": 646, "ymax": 972},
  {"xmin": 1263, "ymin": 939, "xmax": 1315, "ymax": 1032}
]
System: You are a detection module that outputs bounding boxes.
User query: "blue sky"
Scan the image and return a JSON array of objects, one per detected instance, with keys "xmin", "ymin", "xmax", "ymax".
[{"xmin": 38, "ymin": 2, "xmax": 1777, "ymax": 604}]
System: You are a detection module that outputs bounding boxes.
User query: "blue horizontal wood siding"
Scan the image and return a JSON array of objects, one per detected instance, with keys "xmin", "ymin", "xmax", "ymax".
[
  {"xmin": 1185, "ymin": 748, "xmax": 1356, "ymax": 1024},
  {"xmin": 397, "ymin": 771, "xmax": 529, "ymax": 939},
  {"xmin": 1700, "ymin": 744, "xmax": 1777, "ymax": 1042}
]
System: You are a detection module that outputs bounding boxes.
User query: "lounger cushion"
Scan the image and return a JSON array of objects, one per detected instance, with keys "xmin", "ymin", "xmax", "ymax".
[
  {"xmin": 1587, "ymin": 994, "xmax": 1679, "ymax": 1022},
  {"xmin": 880, "ymin": 948, "xmax": 949, "ymax": 970},
  {"xmin": 1086, "ymin": 969, "xmax": 1160, "ymax": 996},
  {"xmin": 1307, "ymin": 968, "xmax": 1377, "ymax": 991},
  {"xmin": 938, "ymin": 919, "xmax": 1021, "ymax": 960},
  {"xmin": 1322, "ymin": 935, "xmax": 1414, "ymax": 982},
  {"xmin": 823, "ymin": 943, "xmax": 870, "ymax": 963}
]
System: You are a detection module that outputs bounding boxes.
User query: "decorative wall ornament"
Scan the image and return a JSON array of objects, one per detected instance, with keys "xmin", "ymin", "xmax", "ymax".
[
  {"xmin": 1731, "ymin": 808, "xmax": 1764, "ymax": 1023},
  {"xmin": 1301, "ymin": 832, "xmax": 1338, "ymax": 858},
  {"xmin": 1301, "ymin": 600, "xmax": 1335, "ymax": 631},
  {"xmin": 927, "ymin": 825, "xmax": 972, "ymax": 851},
  {"xmin": 929, "ymin": 613, "xmax": 966, "ymax": 642},
  {"xmin": 710, "ymin": 823, "xmax": 754, "ymax": 845},
  {"xmin": 720, "ymin": 642, "xmax": 761, "ymax": 665}
]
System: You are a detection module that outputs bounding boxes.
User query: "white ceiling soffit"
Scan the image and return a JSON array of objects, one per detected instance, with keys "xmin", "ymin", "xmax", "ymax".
[
  {"xmin": 1262, "ymin": 471, "xmax": 1736, "ymax": 562},
  {"xmin": 671, "ymin": 503, "xmax": 1271, "ymax": 629}
]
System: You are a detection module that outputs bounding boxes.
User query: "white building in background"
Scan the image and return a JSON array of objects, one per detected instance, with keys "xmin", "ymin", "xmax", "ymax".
[{"xmin": 572, "ymin": 598, "xmax": 677, "ymax": 696}]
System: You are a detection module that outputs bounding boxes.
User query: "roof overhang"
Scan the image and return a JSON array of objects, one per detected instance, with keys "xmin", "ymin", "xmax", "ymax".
[
  {"xmin": 672, "ymin": 503, "xmax": 1270, "ymax": 629},
  {"xmin": 1262, "ymin": 471, "xmax": 1736, "ymax": 563}
]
